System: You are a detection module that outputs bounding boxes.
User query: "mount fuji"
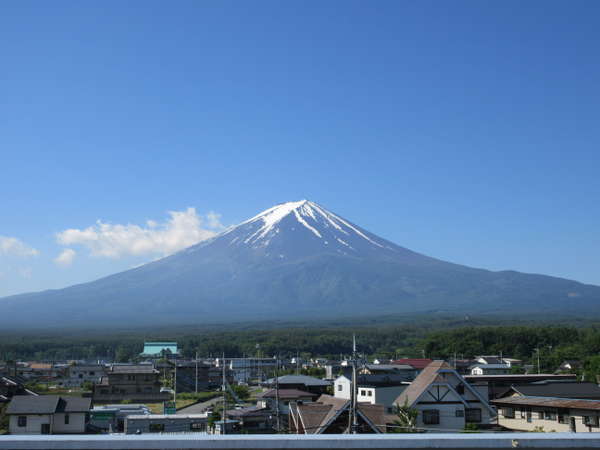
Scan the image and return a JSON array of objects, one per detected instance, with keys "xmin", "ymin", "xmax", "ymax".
[{"xmin": 2, "ymin": 200, "xmax": 600, "ymax": 328}]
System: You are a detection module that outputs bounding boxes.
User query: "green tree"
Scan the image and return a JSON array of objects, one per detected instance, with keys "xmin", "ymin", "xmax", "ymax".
[{"xmin": 391, "ymin": 401, "xmax": 418, "ymax": 433}]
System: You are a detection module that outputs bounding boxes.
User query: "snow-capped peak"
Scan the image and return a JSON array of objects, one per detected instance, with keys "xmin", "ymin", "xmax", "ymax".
[{"xmin": 235, "ymin": 200, "xmax": 386, "ymax": 249}]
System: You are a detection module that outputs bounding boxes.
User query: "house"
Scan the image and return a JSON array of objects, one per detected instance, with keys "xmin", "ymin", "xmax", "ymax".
[
  {"xmin": 493, "ymin": 395, "xmax": 600, "ymax": 432},
  {"xmin": 289, "ymin": 394, "xmax": 394, "ymax": 434},
  {"xmin": 262, "ymin": 375, "xmax": 331, "ymax": 396},
  {"xmin": 62, "ymin": 364, "xmax": 106, "ymax": 388},
  {"xmin": 92, "ymin": 364, "xmax": 171, "ymax": 403},
  {"xmin": 225, "ymin": 406, "xmax": 273, "ymax": 433},
  {"xmin": 216, "ymin": 358, "xmax": 278, "ymax": 383},
  {"xmin": 90, "ymin": 404, "xmax": 150, "ymax": 432},
  {"xmin": 173, "ymin": 360, "xmax": 213, "ymax": 392},
  {"xmin": 0, "ymin": 376, "xmax": 38, "ymax": 404},
  {"xmin": 394, "ymin": 360, "xmax": 496, "ymax": 432},
  {"xmin": 499, "ymin": 381, "xmax": 600, "ymax": 400},
  {"xmin": 391, "ymin": 359, "xmax": 433, "ymax": 372},
  {"xmin": 334, "ymin": 374, "xmax": 409, "ymax": 412},
  {"xmin": 140, "ymin": 342, "xmax": 179, "ymax": 359},
  {"xmin": 360, "ymin": 364, "xmax": 416, "ymax": 379},
  {"xmin": 125, "ymin": 414, "xmax": 207, "ymax": 434},
  {"xmin": 556, "ymin": 360, "xmax": 582, "ymax": 374},
  {"xmin": 7, "ymin": 395, "xmax": 91, "ymax": 434},
  {"xmin": 464, "ymin": 374, "xmax": 578, "ymax": 400},
  {"xmin": 470, "ymin": 364, "xmax": 510, "ymax": 375},
  {"xmin": 257, "ymin": 388, "xmax": 315, "ymax": 415}
]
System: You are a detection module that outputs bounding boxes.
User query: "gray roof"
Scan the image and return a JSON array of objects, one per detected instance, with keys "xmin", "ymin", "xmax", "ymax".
[
  {"xmin": 7, "ymin": 395, "xmax": 91, "ymax": 414},
  {"xmin": 507, "ymin": 382, "xmax": 600, "ymax": 400},
  {"xmin": 111, "ymin": 364, "xmax": 156, "ymax": 374},
  {"xmin": 7, "ymin": 395, "xmax": 60, "ymax": 414},
  {"xmin": 267, "ymin": 375, "xmax": 331, "ymax": 386}
]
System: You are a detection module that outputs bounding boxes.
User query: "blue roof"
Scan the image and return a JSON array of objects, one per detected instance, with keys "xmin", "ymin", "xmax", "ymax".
[{"xmin": 141, "ymin": 342, "xmax": 178, "ymax": 356}]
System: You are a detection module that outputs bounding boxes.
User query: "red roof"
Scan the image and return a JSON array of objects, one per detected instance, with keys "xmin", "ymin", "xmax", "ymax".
[{"xmin": 391, "ymin": 358, "xmax": 433, "ymax": 370}]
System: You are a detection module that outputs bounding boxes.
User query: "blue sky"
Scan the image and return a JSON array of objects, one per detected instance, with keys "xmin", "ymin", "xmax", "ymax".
[{"xmin": 1, "ymin": 0, "xmax": 599, "ymax": 297}]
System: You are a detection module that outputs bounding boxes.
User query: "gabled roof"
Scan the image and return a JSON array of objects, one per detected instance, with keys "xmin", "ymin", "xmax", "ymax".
[
  {"xmin": 391, "ymin": 359, "xmax": 433, "ymax": 370},
  {"xmin": 394, "ymin": 360, "xmax": 496, "ymax": 416},
  {"xmin": 394, "ymin": 360, "xmax": 452, "ymax": 407},
  {"xmin": 7, "ymin": 395, "xmax": 92, "ymax": 415},
  {"xmin": 259, "ymin": 388, "xmax": 315, "ymax": 399},
  {"xmin": 292, "ymin": 394, "xmax": 390, "ymax": 434},
  {"xmin": 7, "ymin": 395, "xmax": 60, "ymax": 414}
]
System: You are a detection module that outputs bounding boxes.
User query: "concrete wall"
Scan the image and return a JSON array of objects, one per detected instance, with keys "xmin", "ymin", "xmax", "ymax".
[
  {"xmin": 3, "ymin": 433, "xmax": 600, "ymax": 449},
  {"xmin": 415, "ymin": 403, "xmax": 465, "ymax": 432}
]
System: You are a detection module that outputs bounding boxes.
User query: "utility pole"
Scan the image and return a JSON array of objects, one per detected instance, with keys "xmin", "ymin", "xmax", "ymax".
[
  {"xmin": 222, "ymin": 353, "xmax": 226, "ymax": 435},
  {"xmin": 350, "ymin": 334, "xmax": 358, "ymax": 434},
  {"xmin": 275, "ymin": 354, "xmax": 281, "ymax": 433},
  {"xmin": 174, "ymin": 361, "xmax": 177, "ymax": 403},
  {"xmin": 195, "ymin": 351, "xmax": 198, "ymax": 394}
]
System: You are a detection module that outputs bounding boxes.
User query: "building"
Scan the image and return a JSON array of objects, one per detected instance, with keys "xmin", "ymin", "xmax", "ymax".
[
  {"xmin": 7, "ymin": 395, "xmax": 91, "ymax": 434},
  {"xmin": 225, "ymin": 406, "xmax": 273, "ymax": 433},
  {"xmin": 62, "ymin": 365, "xmax": 106, "ymax": 388},
  {"xmin": 262, "ymin": 375, "xmax": 331, "ymax": 396},
  {"xmin": 360, "ymin": 364, "xmax": 416, "ymax": 378},
  {"xmin": 556, "ymin": 360, "xmax": 582, "ymax": 373},
  {"xmin": 499, "ymin": 381, "xmax": 600, "ymax": 400},
  {"xmin": 140, "ymin": 342, "xmax": 179, "ymax": 359},
  {"xmin": 334, "ymin": 374, "xmax": 409, "ymax": 412},
  {"xmin": 216, "ymin": 358, "xmax": 278, "ymax": 384},
  {"xmin": 391, "ymin": 359, "xmax": 433, "ymax": 372},
  {"xmin": 125, "ymin": 414, "xmax": 208, "ymax": 434},
  {"xmin": 393, "ymin": 360, "xmax": 496, "ymax": 432},
  {"xmin": 470, "ymin": 364, "xmax": 511, "ymax": 375},
  {"xmin": 89, "ymin": 404, "xmax": 151, "ymax": 432},
  {"xmin": 173, "ymin": 360, "xmax": 213, "ymax": 392},
  {"xmin": 257, "ymin": 388, "xmax": 315, "ymax": 415},
  {"xmin": 0, "ymin": 376, "xmax": 38, "ymax": 404},
  {"xmin": 289, "ymin": 394, "xmax": 394, "ymax": 434},
  {"xmin": 464, "ymin": 374, "xmax": 578, "ymax": 400},
  {"xmin": 493, "ymin": 395, "xmax": 600, "ymax": 432},
  {"xmin": 92, "ymin": 364, "xmax": 171, "ymax": 403}
]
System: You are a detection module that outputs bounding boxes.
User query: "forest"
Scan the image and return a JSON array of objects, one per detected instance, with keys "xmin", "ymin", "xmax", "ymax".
[{"xmin": 2, "ymin": 315, "xmax": 600, "ymax": 380}]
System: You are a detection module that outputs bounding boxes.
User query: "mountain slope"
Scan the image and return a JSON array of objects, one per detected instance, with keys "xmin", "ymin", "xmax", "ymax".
[{"xmin": 2, "ymin": 200, "xmax": 599, "ymax": 328}]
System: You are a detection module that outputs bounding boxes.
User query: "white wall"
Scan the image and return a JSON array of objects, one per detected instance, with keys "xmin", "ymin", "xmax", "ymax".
[
  {"xmin": 334, "ymin": 376, "xmax": 351, "ymax": 400},
  {"xmin": 9, "ymin": 414, "xmax": 52, "ymax": 434}
]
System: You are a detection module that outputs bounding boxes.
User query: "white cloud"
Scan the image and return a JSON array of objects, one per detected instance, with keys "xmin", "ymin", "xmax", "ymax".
[
  {"xmin": 0, "ymin": 236, "xmax": 39, "ymax": 257},
  {"xmin": 54, "ymin": 248, "xmax": 76, "ymax": 267},
  {"xmin": 56, "ymin": 207, "xmax": 224, "ymax": 259}
]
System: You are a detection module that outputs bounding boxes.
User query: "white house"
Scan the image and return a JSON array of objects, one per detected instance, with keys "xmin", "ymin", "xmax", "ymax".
[
  {"xmin": 7, "ymin": 395, "xmax": 91, "ymax": 434},
  {"xmin": 394, "ymin": 360, "xmax": 496, "ymax": 432},
  {"xmin": 470, "ymin": 364, "xmax": 510, "ymax": 375},
  {"xmin": 62, "ymin": 364, "xmax": 106, "ymax": 388},
  {"xmin": 335, "ymin": 374, "xmax": 409, "ymax": 412}
]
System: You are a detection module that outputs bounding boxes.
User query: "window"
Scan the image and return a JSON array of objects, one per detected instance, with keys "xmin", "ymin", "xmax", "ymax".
[
  {"xmin": 455, "ymin": 409, "xmax": 464, "ymax": 418},
  {"xmin": 360, "ymin": 390, "xmax": 366, "ymax": 396},
  {"xmin": 367, "ymin": 391, "xmax": 373, "ymax": 397},
  {"xmin": 90, "ymin": 371, "xmax": 95, "ymax": 376},
  {"xmin": 337, "ymin": 384, "xmax": 342, "ymax": 391},
  {"xmin": 78, "ymin": 374, "xmax": 83, "ymax": 379},
  {"xmin": 544, "ymin": 411, "xmax": 557, "ymax": 421},
  {"xmin": 584, "ymin": 416, "xmax": 599, "ymax": 427},
  {"xmin": 558, "ymin": 414, "xmax": 567, "ymax": 424},
  {"xmin": 519, "ymin": 409, "xmax": 526, "ymax": 419},
  {"xmin": 17, "ymin": 416, "xmax": 27, "ymax": 427},
  {"xmin": 422, "ymin": 409, "xmax": 440, "ymax": 425},
  {"xmin": 149, "ymin": 423, "xmax": 165, "ymax": 432},
  {"xmin": 502, "ymin": 408, "xmax": 515, "ymax": 419},
  {"xmin": 466, "ymin": 408, "xmax": 482, "ymax": 423},
  {"xmin": 64, "ymin": 414, "xmax": 70, "ymax": 425},
  {"xmin": 456, "ymin": 383, "xmax": 464, "ymax": 395}
]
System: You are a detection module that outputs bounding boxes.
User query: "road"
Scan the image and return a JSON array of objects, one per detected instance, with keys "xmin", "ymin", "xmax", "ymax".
[{"xmin": 177, "ymin": 396, "xmax": 223, "ymax": 414}]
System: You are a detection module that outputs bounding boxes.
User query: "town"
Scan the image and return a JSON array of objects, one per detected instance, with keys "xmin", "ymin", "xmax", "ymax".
[{"xmin": 2, "ymin": 339, "xmax": 600, "ymax": 436}]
